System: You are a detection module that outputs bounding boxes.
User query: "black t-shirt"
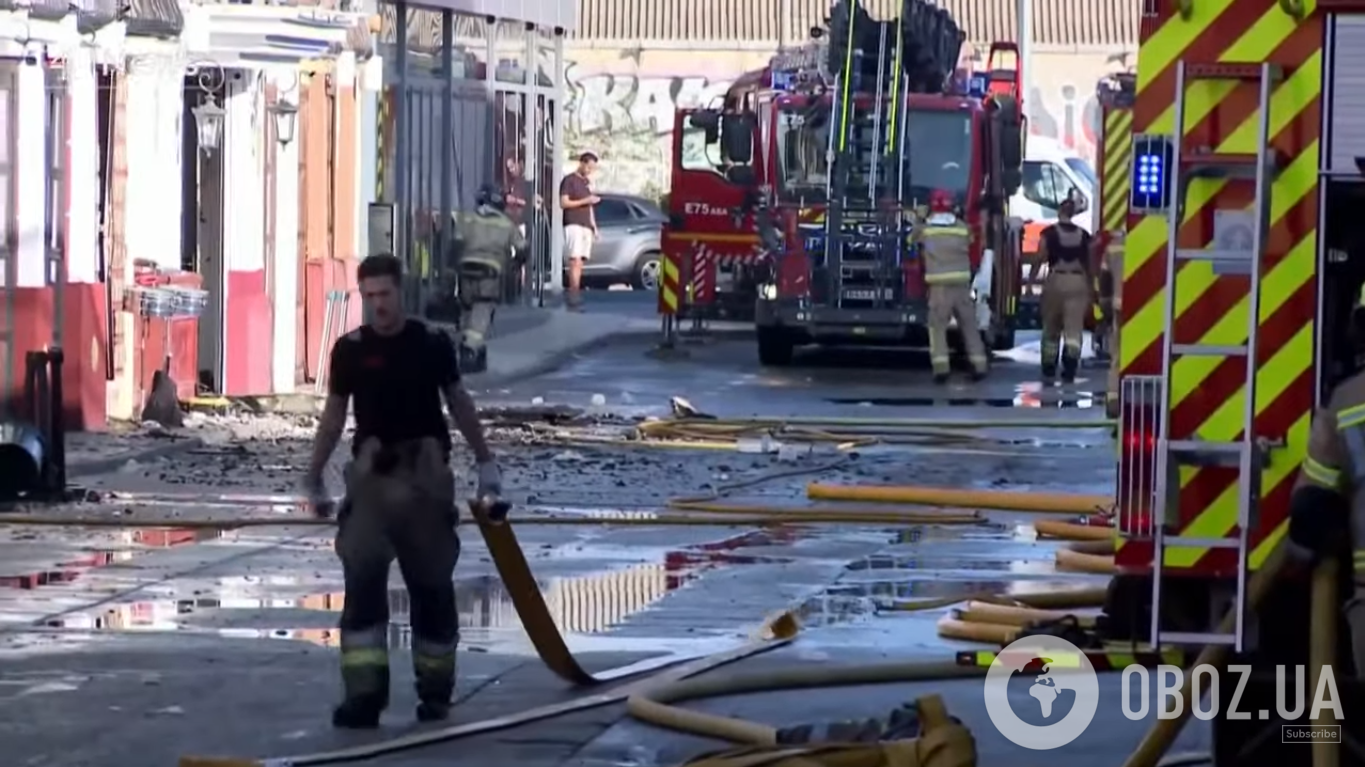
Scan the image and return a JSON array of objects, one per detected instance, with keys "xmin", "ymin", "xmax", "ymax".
[
  {"xmin": 328, "ymin": 319, "xmax": 459, "ymax": 456},
  {"xmin": 559, "ymin": 173, "xmax": 594, "ymax": 228}
]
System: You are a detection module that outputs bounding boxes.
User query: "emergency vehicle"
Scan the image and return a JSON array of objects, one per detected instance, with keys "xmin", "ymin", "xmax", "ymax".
[
  {"xmin": 659, "ymin": 0, "xmax": 1029, "ymax": 364},
  {"xmin": 1096, "ymin": 0, "xmax": 1365, "ymax": 759}
]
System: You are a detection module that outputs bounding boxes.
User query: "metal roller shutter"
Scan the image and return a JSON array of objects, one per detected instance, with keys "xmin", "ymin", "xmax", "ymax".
[{"xmin": 1328, "ymin": 15, "xmax": 1365, "ymax": 174}]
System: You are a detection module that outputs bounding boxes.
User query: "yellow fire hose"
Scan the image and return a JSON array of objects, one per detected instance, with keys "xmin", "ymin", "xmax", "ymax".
[
  {"xmin": 1035, "ymin": 519, "xmax": 1113, "ymax": 541},
  {"xmin": 649, "ymin": 416, "xmax": 1114, "ymax": 430},
  {"xmin": 626, "ymin": 662, "xmax": 984, "ymax": 767},
  {"xmin": 626, "ymin": 552, "xmax": 1339, "ymax": 767},
  {"xmin": 807, "ymin": 483, "xmax": 1112, "ymax": 514}
]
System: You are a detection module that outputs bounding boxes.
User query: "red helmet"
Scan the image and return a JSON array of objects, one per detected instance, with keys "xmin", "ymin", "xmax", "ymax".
[{"xmin": 928, "ymin": 189, "xmax": 955, "ymax": 214}]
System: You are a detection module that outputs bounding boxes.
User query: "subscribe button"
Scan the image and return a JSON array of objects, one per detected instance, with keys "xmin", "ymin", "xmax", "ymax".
[{"xmin": 1282, "ymin": 725, "xmax": 1342, "ymax": 744}]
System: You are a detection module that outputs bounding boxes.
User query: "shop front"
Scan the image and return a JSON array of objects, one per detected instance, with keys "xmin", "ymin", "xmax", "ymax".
[{"xmin": 373, "ymin": 0, "xmax": 574, "ymax": 312}]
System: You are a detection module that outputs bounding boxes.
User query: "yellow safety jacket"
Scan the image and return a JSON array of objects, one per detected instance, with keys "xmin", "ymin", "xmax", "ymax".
[{"xmin": 917, "ymin": 217, "xmax": 973, "ymax": 286}]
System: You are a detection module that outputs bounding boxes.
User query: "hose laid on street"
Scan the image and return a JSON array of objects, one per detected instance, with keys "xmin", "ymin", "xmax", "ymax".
[
  {"xmin": 628, "ymin": 547, "xmax": 1336, "ymax": 767},
  {"xmin": 651, "ymin": 415, "xmax": 1114, "ymax": 430},
  {"xmin": 1055, "ymin": 548, "xmax": 1117, "ymax": 574},
  {"xmin": 1035, "ymin": 519, "xmax": 1113, "ymax": 540},
  {"xmin": 807, "ymin": 483, "xmax": 1112, "ymax": 514},
  {"xmin": 625, "ymin": 662, "xmax": 984, "ymax": 762},
  {"xmin": 0, "ymin": 509, "xmax": 984, "ymax": 530}
]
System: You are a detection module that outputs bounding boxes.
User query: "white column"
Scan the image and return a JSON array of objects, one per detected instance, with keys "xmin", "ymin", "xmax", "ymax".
[
  {"xmin": 66, "ymin": 48, "xmax": 99, "ymax": 285},
  {"xmin": 124, "ymin": 55, "xmax": 183, "ymax": 273},
  {"xmin": 270, "ymin": 69, "xmax": 300, "ymax": 394},
  {"xmin": 15, "ymin": 56, "xmax": 46, "ymax": 287},
  {"xmin": 224, "ymin": 71, "xmax": 264, "ymax": 274}
]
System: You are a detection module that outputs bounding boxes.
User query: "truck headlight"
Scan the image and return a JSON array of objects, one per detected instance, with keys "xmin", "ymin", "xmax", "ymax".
[{"xmin": 759, "ymin": 284, "xmax": 777, "ymax": 300}]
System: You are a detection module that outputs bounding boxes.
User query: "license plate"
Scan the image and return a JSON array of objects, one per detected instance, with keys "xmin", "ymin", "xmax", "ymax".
[{"xmin": 843, "ymin": 289, "xmax": 881, "ymax": 300}]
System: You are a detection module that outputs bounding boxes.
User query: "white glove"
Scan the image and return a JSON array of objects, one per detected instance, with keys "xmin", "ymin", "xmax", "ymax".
[{"xmin": 476, "ymin": 461, "xmax": 503, "ymax": 499}]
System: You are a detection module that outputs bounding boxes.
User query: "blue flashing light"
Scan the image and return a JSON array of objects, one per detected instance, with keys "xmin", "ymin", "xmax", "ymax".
[
  {"xmin": 771, "ymin": 71, "xmax": 796, "ymax": 91},
  {"xmin": 1130, "ymin": 134, "xmax": 1174, "ymax": 212},
  {"xmin": 966, "ymin": 74, "xmax": 988, "ymax": 98}
]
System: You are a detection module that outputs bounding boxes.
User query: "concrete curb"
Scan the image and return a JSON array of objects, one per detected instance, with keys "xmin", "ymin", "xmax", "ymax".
[{"xmin": 67, "ymin": 437, "xmax": 207, "ymax": 479}]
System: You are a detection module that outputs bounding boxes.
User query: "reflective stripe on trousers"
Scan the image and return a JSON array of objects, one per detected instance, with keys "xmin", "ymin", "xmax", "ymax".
[
  {"xmin": 925, "ymin": 271, "xmax": 972, "ymax": 285},
  {"xmin": 340, "ymin": 624, "xmax": 390, "ymax": 699}
]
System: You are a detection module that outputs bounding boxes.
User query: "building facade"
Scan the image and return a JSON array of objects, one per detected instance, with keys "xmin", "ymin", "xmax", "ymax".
[
  {"xmin": 0, "ymin": 0, "xmax": 374, "ymax": 432},
  {"xmin": 368, "ymin": 0, "xmax": 575, "ymax": 312}
]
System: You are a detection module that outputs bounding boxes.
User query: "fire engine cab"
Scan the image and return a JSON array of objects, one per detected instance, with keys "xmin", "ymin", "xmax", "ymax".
[{"xmin": 661, "ymin": 0, "xmax": 1030, "ymax": 365}]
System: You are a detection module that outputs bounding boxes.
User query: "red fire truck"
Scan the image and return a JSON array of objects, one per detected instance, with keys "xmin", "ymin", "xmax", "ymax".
[{"xmin": 661, "ymin": 0, "xmax": 1030, "ymax": 365}]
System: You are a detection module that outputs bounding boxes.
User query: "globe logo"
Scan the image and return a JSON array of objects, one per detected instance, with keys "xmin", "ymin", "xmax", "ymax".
[{"xmin": 984, "ymin": 634, "xmax": 1100, "ymax": 750}]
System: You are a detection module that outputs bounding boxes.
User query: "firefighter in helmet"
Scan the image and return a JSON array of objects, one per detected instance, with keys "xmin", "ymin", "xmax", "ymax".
[
  {"xmin": 1286, "ymin": 285, "xmax": 1365, "ymax": 673},
  {"xmin": 1032, "ymin": 196, "xmax": 1094, "ymax": 383},
  {"xmin": 915, "ymin": 188, "xmax": 988, "ymax": 384},
  {"xmin": 450, "ymin": 184, "xmax": 526, "ymax": 373}
]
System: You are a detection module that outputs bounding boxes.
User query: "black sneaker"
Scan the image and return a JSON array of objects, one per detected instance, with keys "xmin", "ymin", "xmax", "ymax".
[
  {"xmin": 416, "ymin": 700, "xmax": 451, "ymax": 722},
  {"xmin": 332, "ymin": 698, "xmax": 383, "ymax": 729}
]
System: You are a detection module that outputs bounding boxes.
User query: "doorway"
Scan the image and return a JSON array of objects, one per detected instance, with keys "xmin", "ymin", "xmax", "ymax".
[
  {"xmin": 182, "ymin": 86, "xmax": 226, "ymax": 394},
  {"xmin": 1318, "ymin": 179, "xmax": 1365, "ymax": 400}
]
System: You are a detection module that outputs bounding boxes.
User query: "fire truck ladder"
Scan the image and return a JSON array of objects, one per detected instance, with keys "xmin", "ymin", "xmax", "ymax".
[
  {"xmin": 1150, "ymin": 61, "xmax": 1281, "ymax": 652},
  {"xmin": 826, "ymin": 11, "xmax": 904, "ymax": 311}
]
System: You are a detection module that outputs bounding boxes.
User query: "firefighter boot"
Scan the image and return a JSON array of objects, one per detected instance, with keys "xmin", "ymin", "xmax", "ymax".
[
  {"xmin": 332, "ymin": 666, "xmax": 390, "ymax": 729},
  {"xmin": 1060, "ymin": 348, "xmax": 1080, "ymax": 384}
]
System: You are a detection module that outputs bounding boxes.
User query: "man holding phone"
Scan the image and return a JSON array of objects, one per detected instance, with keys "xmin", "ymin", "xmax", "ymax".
[{"xmin": 559, "ymin": 152, "xmax": 600, "ymax": 310}]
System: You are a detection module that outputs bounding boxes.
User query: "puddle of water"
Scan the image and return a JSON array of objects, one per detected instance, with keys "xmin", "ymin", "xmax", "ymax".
[{"xmin": 0, "ymin": 527, "xmax": 221, "ymax": 590}]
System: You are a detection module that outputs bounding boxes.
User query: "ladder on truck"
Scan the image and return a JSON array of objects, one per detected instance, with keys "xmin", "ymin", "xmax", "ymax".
[
  {"xmin": 1150, "ymin": 61, "xmax": 1281, "ymax": 652},
  {"xmin": 823, "ymin": 4, "xmax": 907, "ymax": 312}
]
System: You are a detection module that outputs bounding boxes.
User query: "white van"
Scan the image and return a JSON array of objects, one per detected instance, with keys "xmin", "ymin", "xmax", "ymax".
[{"xmin": 1011, "ymin": 136, "xmax": 1098, "ymax": 234}]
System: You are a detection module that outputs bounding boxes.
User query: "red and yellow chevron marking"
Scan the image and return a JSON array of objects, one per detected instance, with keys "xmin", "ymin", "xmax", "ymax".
[
  {"xmin": 1099, "ymin": 106, "xmax": 1133, "ymax": 237},
  {"xmin": 659, "ymin": 251, "xmax": 682, "ymax": 316},
  {"xmin": 1116, "ymin": 0, "xmax": 1322, "ymax": 574}
]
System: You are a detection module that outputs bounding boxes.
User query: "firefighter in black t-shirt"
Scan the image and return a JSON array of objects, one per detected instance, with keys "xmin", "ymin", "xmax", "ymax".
[{"xmin": 302, "ymin": 253, "xmax": 502, "ymax": 729}]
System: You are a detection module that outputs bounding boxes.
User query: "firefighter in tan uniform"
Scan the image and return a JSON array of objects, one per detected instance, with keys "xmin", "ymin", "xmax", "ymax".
[
  {"xmin": 916, "ymin": 189, "xmax": 988, "ymax": 384},
  {"xmin": 1031, "ymin": 198, "xmax": 1094, "ymax": 383},
  {"xmin": 451, "ymin": 185, "xmax": 526, "ymax": 373},
  {"xmin": 1103, "ymin": 232, "xmax": 1124, "ymax": 418},
  {"xmin": 1286, "ymin": 298, "xmax": 1365, "ymax": 672}
]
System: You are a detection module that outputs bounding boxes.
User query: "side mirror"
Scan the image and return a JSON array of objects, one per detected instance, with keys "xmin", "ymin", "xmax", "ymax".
[
  {"xmin": 690, "ymin": 109, "xmax": 721, "ymax": 132},
  {"xmin": 721, "ymin": 112, "xmax": 755, "ymax": 164}
]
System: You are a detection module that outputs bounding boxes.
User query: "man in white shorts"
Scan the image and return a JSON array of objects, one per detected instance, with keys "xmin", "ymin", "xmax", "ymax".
[{"xmin": 559, "ymin": 152, "xmax": 600, "ymax": 310}]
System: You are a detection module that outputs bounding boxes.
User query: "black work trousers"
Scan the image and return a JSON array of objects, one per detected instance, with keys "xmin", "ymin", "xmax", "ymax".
[{"xmin": 335, "ymin": 437, "xmax": 460, "ymax": 708}]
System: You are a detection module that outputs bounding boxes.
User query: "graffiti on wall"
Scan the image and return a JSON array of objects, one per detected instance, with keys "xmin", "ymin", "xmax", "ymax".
[
  {"xmin": 562, "ymin": 65, "xmax": 734, "ymax": 199},
  {"xmin": 563, "ymin": 59, "xmax": 1119, "ymax": 198}
]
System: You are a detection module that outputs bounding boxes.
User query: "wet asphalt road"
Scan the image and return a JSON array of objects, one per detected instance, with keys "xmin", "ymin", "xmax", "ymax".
[{"xmin": 0, "ymin": 331, "xmax": 1205, "ymax": 767}]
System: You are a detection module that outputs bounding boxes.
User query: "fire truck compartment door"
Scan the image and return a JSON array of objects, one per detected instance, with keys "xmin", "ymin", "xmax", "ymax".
[{"xmin": 1327, "ymin": 15, "xmax": 1365, "ymax": 175}]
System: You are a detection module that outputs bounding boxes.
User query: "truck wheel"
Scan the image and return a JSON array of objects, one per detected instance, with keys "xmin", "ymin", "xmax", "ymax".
[{"xmin": 757, "ymin": 326, "xmax": 794, "ymax": 366}]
